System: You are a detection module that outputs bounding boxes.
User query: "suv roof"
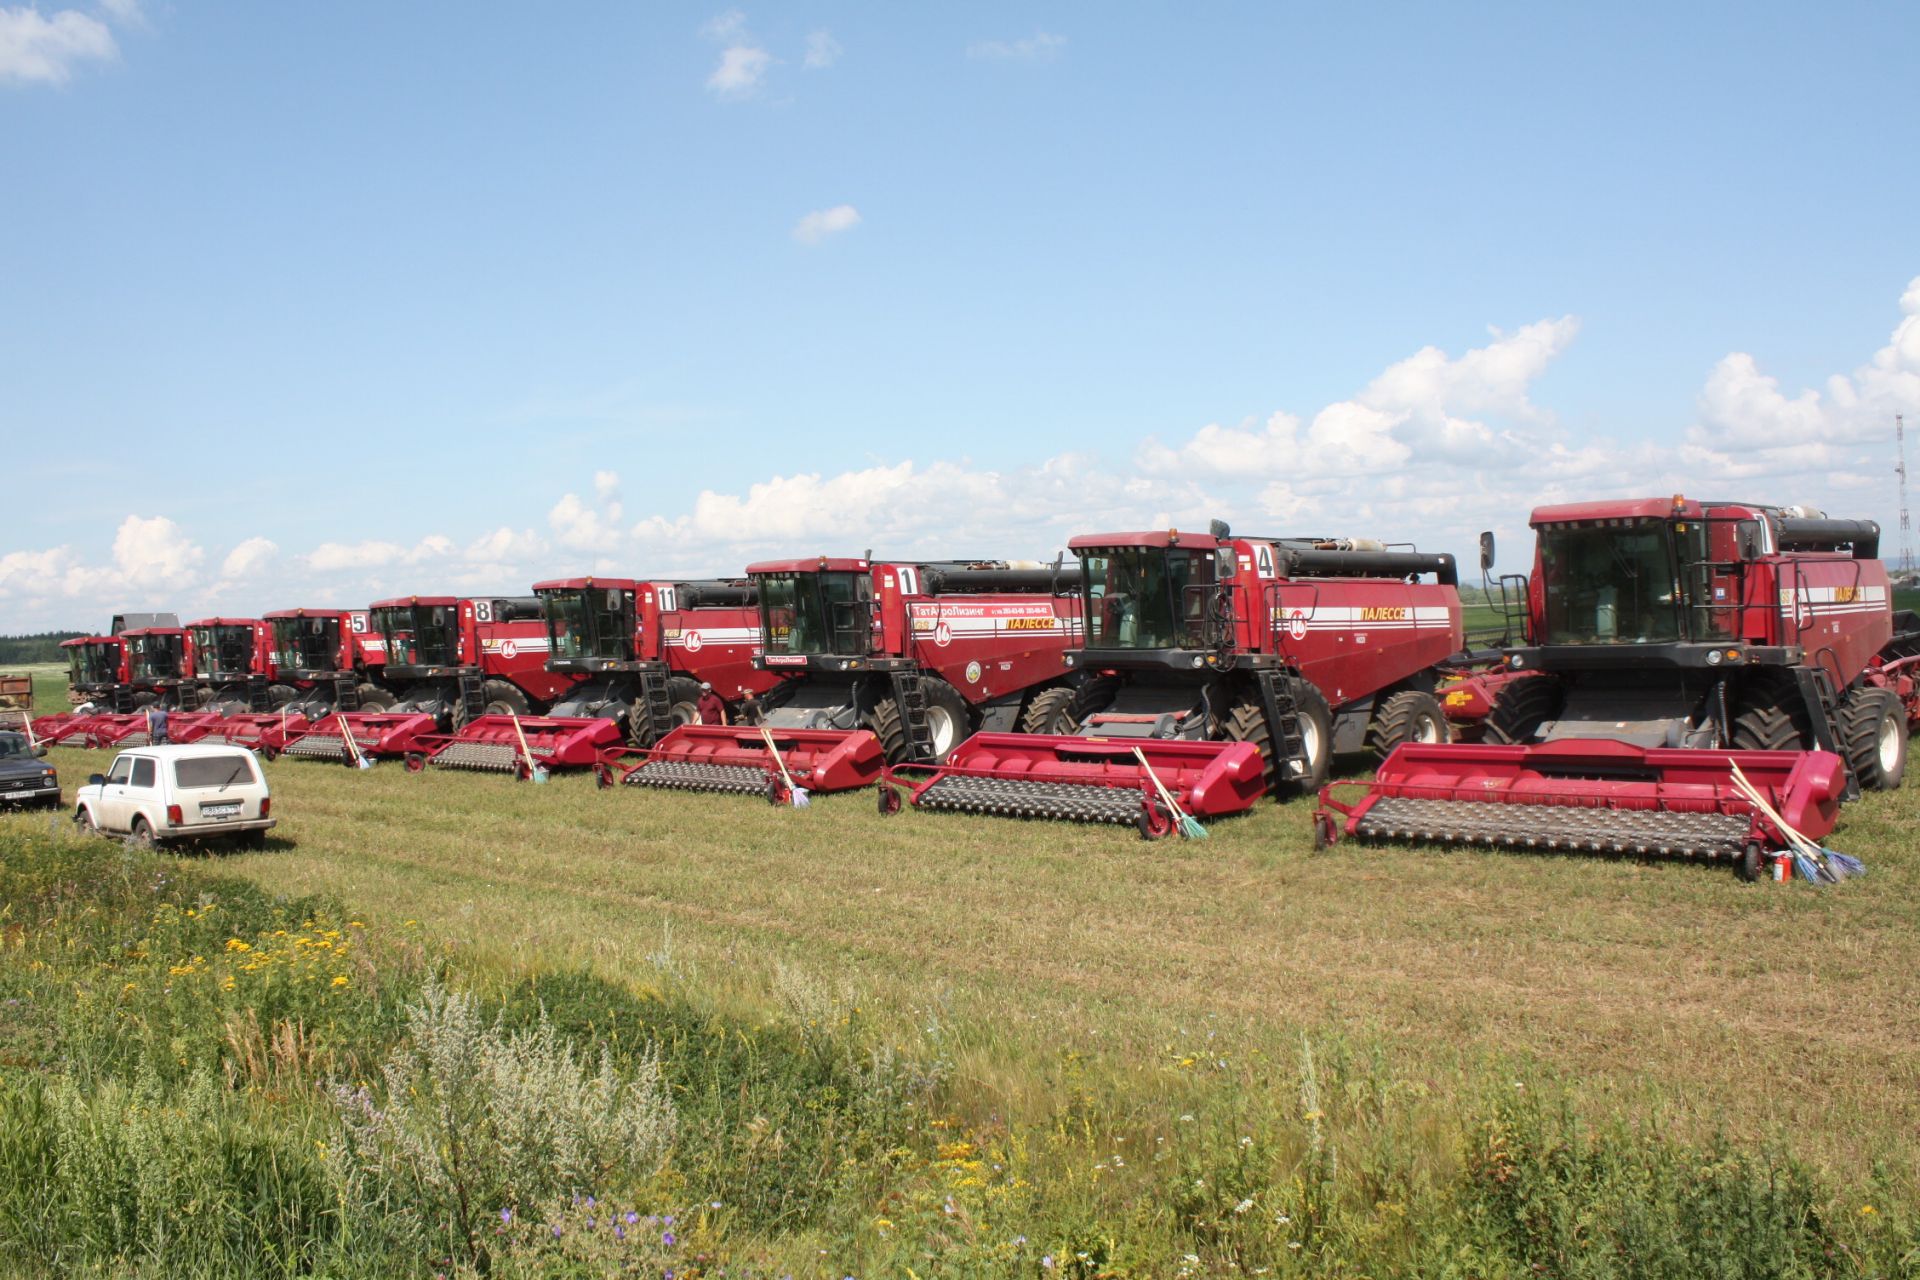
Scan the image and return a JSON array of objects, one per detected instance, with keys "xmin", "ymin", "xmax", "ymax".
[{"xmin": 112, "ymin": 743, "xmax": 257, "ymax": 759}]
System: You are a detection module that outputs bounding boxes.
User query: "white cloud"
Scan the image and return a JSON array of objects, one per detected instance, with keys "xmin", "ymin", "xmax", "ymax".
[
  {"xmin": 792, "ymin": 203, "xmax": 860, "ymax": 245},
  {"xmin": 803, "ymin": 29, "xmax": 840, "ymax": 69},
  {"xmin": 549, "ymin": 491, "xmax": 624, "ymax": 552},
  {"xmin": 464, "ymin": 526, "xmax": 546, "ymax": 563},
  {"xmin": 304, "ymin": 536, "xmax": 456, "ymax": 573},
  {"xmin": 967, "ymin": 30, "xmax": 1066, "ymax": 61},
  {"xmin": 99, "ymin": 0, "xmax": 144, "ymax": 28},
  {"xmin": 220, "ymin": 537, "xmax": 278, "ymax": 579},
  {"xmin": 0, "ymin": 5, "xmax": 117, "ymax": 86},
  {"xmin": 708, "ymin": 43, "xmax": 770, "ymax": 97}
]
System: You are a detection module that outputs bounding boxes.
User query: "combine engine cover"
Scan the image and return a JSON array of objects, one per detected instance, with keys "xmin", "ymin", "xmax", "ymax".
[
  {"xmin": 1319, "ymin": 497, "xmax": 1916, "ymax": 874},
  {"xmin": 183, "ymin": 617, "xmax": 277, "ymax": 716},
  {"xmin": 265, "ymin": 608, "xmax": 386, "ymax": 720},
  {"xmin": 881, "ymin": 524, "xmax": 1464, "ymax": 833},
  {"xmin": 610, "ymin": 556, "xmax": 1081, "ymax": 798}
]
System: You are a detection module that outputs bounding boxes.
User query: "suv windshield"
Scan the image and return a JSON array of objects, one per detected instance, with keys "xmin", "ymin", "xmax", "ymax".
[
  {"xmin": 374, "ymin": 605, "xmax": 458, "ymax": 667},
  {"xmin": 756, "ymin": 572, "xmax": 869, "ymax": 657},
  {"xmin": 272, "ymin": 617, "xmax": 341, "ymax": 672},
  {"xmin": 1539, "ymin": 520, "xmax": 1683, "ymax": 644},
  {"xmin": 191, "ymin": 625, "xmax": 255, "ymax": 679},
  {"xmin": 1080, "ymin": 547, "xmax": 1212, "ymax": 649},
  {"xmin": 0, "ymin": 733, "xmax": 29, "ymax": 758}
]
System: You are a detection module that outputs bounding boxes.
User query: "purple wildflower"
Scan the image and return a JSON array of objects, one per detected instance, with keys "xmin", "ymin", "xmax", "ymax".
[
  {"xmin": 500, "ymin": 1208, "xmax": 513, "ymax": 1224},
  {"xmin": 616, "ymin": 1225, "xmax": 627, "ymax": 1242},
  {"xmin": 626, "ymin": 1211, "xmax": 640, "ymax": 1225},
  {"xmin": 663, "ymin": 1231, "xmax": 677, "ymax": 1246}
]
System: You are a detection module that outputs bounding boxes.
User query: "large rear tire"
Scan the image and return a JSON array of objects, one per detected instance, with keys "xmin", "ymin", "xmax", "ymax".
[
  {"xmin": 1062, "ymin": 675, "xmax": 1122, "ymax": 731},
  {"xmin": 1838, "ymin": 686, "xmax": 1908, "ymax": 791},
  {"xmin": 1018, "ymin": 686, "xmax": 1078, "ymax": 736},
  {"xmin": 1729, "ymin": 672, "xmax": 1813, "ymax": 751},
  {"xmin": 1225, "ymin": 681, "xmax": 1332, "ymax": 797},
  {"xmin": 267, "ymin": 684, "xmax": 297, "ymax": 707},
  {"xmin": 1485, "ymin": 675, "xmax": 1564, "ymax": 746},
  {"xmin": 1366, "ymin": 689, "xmax": 1448, "ymax": 758},
  {"xmin": 481, "ymin": 680, "xmax": 528, "ymax": 717}
]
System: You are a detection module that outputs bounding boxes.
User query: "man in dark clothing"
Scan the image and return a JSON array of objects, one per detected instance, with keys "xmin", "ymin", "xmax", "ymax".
[
  {"xmin": 694, "ymin": 682, "xmax": 727, "ymax": 726},
  {"xmin": 146, "ymin": 704, "xmax": 170, "ymax": 745},
  {"xmin": 736, "ymin": 686, "xmax": 764, "ymax": 726}
]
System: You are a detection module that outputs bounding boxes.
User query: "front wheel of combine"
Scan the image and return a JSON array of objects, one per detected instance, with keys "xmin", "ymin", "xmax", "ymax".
[
  {"xmin": 1484, "ymin": 676, "xmax": 1564, "ymax": 745},
  {"xmin": 355, "ymin": 683, "xmax": 395, "ymax": 712},
  {"xmin": 869, "ymin": 678, "xmax": 972, "ymax": 765},
  {"xmin": 1838, "ymin": 686, "xmax": 1908, "ymax": 791},
  {"xmin": 1225, "ymin": 681, "xmax": 1332, "ymax": 797},
  {"xmin": 665, "ymin": 677, "xmax": 703, "ymax": 727},
  {"xmin": 1729, "ymin": 672, "xmax": 1814, "ymax": 751},
  {"xmin": 1366, "ymin": 689, "xmax": 1449, "ymax": 758},
  {"xmin": 1018, "ymin": 685, "xmax": 1078, "ymax": 736},
  {"xmin": 482, "ymin": 680, "xmax": 529, "ymax": 717}
]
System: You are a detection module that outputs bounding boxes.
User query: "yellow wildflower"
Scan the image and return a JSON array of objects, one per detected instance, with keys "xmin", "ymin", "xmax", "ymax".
[{"xmin": 331, "ymin": 975, "xmax": 350, "ymax": 988}]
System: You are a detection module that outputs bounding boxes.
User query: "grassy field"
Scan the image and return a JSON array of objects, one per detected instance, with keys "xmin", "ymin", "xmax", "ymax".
[{"xmin": 6, "ymin": 662, "xmax": 1920, "ymax": 1273}]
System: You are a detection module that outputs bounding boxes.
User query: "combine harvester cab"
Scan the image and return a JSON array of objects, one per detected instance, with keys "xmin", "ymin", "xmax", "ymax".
[
  {"xmin": 334, "ymin": 594, "xmax": 587, "ymax": 774},
  {"xmin": 258, "ymin": 607, "xmax": 394, "ymax": 761},
  {"xmin": 35, "ymin": 636, "xmax": 127, "ymax": 744},
  {"xmin": 1317, "ymin": 498, "xmax": 1920, "ymax": 877},
  {"xmin": 879, "ymin": 521, "xmax": 1465, "ymax": 834},
  {"xmin": 610, "ymin": 556, "xmax": 1082, "ymax": 800},
  {"xmin": 173, "ymin": 617, "xmax": 292, "ymax": 745},
  {"xmin": 444, "ymin": 575, "xmax": 783, "ymax": 780}
]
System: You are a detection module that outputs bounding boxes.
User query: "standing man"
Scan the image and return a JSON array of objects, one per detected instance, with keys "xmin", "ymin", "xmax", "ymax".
[
  {"xmin": 145, "ymin": 702, "xmax": 170, "ymax": 745},
  {"xmin": 736, "ymin": 685, "xmax": 764, "ymax": 726},
  {"xmin": 694, "ymin": 681, "xmax": 727, "ymax": 726}
]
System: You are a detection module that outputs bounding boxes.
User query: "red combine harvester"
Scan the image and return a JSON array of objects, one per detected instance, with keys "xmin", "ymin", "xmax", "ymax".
[
  {"xmin": 879, "ymin": 521, "xmax": 1463, "ymax": 834},
  {"xmin": 416, "ymin": 576, "xmax": 777, "ymax": 775},
  {"xmin": 182, "ymin": 618, "xmax": 277, "ymax": 715},
  {"xmin": 32, "ymin": 636, "xmax": 131, "ymax": 744},
  {"xmin": 250, "ymin": 607, "xmax": 389, "ymax": 755},
  {"xmin": 1316, "ymin": 497, "xmax": 1920, "ymax": 876},
  {"xmin": 281, "ymin": 595, "xmax": 567, "ymax": 765},
  {"xmin": 610, "ymin": 556, "xmax": 1081, "ymax": 799}
]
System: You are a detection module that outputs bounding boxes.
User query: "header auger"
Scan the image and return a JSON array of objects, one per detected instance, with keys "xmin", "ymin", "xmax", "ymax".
[
  {"xmin": 1318, "ymin": 497, "xmax": 1920, "ymax": 876},
  {"xmin": 878, "ymin": 522, "xmax": 1465, "ymax": 833},
  {"xmin": 606, "ymin": 556, "xmax": 1082, "ymax": 800}
]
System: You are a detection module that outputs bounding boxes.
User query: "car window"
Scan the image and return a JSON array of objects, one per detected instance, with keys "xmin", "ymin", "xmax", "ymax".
[
  {"xmin": 129, "ymin": 758, "xmax": 157, "ymax": 789},
  {"xmin": 0, "ymin": 734, "xmax": 26, "ymax": 759},
  {"xmin": 107, "ymin": 756, "xmax": 133, "ymax": 784},
  {"xmin": 174, "ymin": 755, "xmax": 257, "ymax": 789}
]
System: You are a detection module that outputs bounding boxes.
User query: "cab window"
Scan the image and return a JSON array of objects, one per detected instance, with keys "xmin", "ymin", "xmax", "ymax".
[
  {"xmin": 130, "ymin": 758, "xmax": 157, "ymax": 789},
  {"xmin": 107, "ymin": 757, "xmax": 133, "ymax": 785}
]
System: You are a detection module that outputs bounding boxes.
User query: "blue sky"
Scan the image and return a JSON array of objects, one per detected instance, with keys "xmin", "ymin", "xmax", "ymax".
[{"xmin": 4, "ymin": 2, "xmax": 1918, "ymax": 629}]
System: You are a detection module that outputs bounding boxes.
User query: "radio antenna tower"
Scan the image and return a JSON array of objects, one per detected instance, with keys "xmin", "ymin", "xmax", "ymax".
[{"xmin": 1899, "ymin": 413, "xmax": 1915, "ymax": 579}]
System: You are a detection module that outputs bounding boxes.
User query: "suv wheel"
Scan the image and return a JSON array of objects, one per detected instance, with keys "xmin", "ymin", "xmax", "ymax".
[{"xmin": 127, "ymin": 817, "xmax": 156, "ymax": 851}]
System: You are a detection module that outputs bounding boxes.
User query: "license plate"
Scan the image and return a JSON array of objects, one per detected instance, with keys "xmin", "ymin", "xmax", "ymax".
[
  {"xmin": 3, "ymin": 790, "xmax": 33, "ymax": 800},
  {"xmin": 201, "ymin": 803, "xmax": 241, "ymax": 818}
]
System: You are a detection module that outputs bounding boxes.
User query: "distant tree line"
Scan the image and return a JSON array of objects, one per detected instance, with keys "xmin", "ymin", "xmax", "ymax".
[{"xmin": 0, "ymin": 633, "xmax": 84, "ymax": 664}]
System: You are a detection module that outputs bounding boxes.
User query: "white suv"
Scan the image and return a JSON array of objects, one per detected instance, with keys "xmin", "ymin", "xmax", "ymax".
[{"xmin": 74, "ymin": 744, "xmax": 276, "ymax": 849}]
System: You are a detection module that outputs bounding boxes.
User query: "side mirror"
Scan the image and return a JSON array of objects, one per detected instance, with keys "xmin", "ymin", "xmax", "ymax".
[
  {"xmin": 87, "ymin": 773, "xmax": 105, "ymax": 786},
  {"xmin": 1478, "ymin": 531, "xmax": 1496, "ymax": 573},
  {"xmin": 1737, "ymin": 520, "xmax": 1762, "ymax": 560},
  {"xmin": 33, "ymin": 745, "xmax": 48, "ymax": 758}
]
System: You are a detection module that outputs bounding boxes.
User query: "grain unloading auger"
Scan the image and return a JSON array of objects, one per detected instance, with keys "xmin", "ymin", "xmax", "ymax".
[
  {"xmin": 1317, "ymin": 497, "xmax": 1920, "ymax": 876},
  {"xmin": 603, "ymin": 556, "xmax": 1082, "ymax": 800},
  {"xmin": 415, "ymin": 576, "xmax": 777, "ymax": 777},
  {"xmin": 878, "ymin": 521, "xmax": 1466, "ymax": 834}
]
